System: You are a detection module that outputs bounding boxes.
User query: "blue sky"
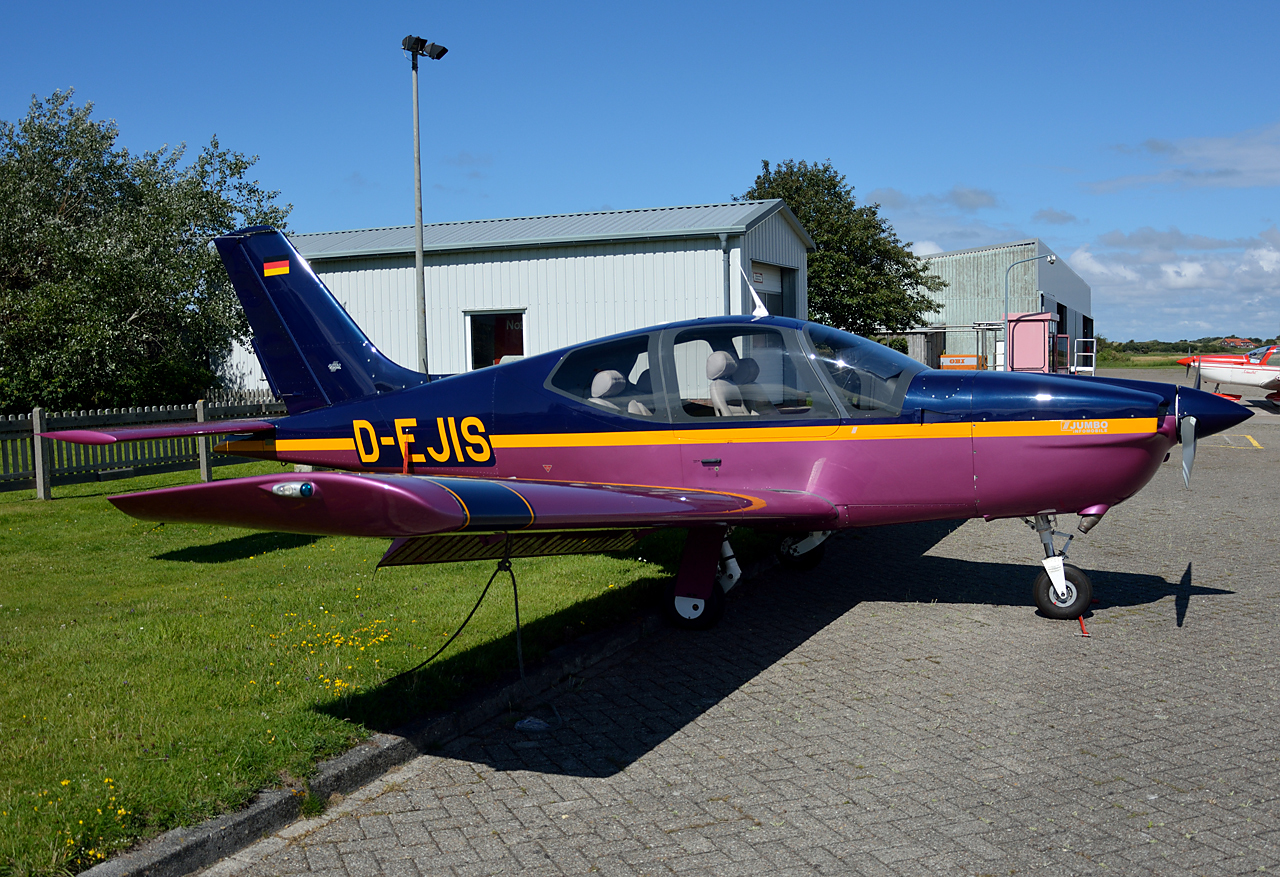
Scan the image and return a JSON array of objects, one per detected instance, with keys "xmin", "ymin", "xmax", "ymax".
[{"xmin": 4, "ymin": 0, "xmax": 1279, "ymax": 341}]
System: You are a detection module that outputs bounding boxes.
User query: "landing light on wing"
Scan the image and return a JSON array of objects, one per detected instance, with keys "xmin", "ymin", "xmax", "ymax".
[{"xmin": 268, "ymin": 481, "xmax": 315, "ymax": 498}]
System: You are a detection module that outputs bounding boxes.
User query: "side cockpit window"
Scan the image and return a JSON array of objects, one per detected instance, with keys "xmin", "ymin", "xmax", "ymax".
[
  {"xmin": 667, "ymin": 325, "xmax": 838, "ymax": 420},
  {"xmin": 547, "ymin": 334, "xmax": 657, "ymax": 417},
  {"xmin": 804, "ymin": 324, "xmax": 924, "ymax": 418}
]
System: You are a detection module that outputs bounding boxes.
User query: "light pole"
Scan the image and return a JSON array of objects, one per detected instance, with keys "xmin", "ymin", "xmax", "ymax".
[
  {"xmin": 402, "ymin": 34, "xmax": 448, "ymax": 377},
  {"xmin": 1003, "ymin": 252, "xmax": 1056, "ymax": 371}
]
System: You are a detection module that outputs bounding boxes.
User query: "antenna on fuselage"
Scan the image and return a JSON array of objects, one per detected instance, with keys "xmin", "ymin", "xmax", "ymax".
[{"xmin": 738, "ymin": 266, "xmax": 770, "ymax": 317}]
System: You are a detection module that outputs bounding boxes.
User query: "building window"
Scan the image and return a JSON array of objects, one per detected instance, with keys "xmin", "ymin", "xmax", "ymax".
[{"xmin": 469, "ymin": 311, "xmax": 524, "ymax": 370}]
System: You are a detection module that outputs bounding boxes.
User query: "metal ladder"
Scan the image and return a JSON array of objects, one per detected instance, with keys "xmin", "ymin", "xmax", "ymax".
[{"xmin": 1073, "ymin": 338, "xmax": 1096, "ymax": 375}]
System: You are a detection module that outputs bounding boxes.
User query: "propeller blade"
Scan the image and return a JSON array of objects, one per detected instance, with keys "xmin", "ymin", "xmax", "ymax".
[
  {"xmin": 1194, "ymin": 361, "xmax": 1201, "ymax": 391},
  {"xmin": 1181, "ymin": 415, "xmax": 1197, "ymax": 489}
]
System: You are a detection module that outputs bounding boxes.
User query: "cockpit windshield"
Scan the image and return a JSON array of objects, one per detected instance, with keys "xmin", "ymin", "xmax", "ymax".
[
  {"xmin": 1248, "ymin": 346, "xmax": 1272, "ymax": 363},
  {"xmin": 804, "ymin": 324, "xmax": 925, "ymax": 417}
]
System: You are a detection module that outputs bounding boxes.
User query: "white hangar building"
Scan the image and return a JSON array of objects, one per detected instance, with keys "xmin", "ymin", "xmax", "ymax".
[
  {"xmin": 223, "ymin": 200, "xmax": 815, "ymax": 386},
  {"xmin": 920, "ymin": 240, "xmax": 1093, "ymax": 370}
]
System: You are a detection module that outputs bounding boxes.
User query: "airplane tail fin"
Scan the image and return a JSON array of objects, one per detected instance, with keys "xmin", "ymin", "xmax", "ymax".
[{"xmin": 214, "ymin": 226, "xmax": 428, "ymax": 415}]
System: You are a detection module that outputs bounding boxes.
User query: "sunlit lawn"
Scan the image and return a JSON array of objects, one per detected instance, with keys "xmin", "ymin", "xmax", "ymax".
[
  {"xmin": 1099, "ymin": 354, "xmax": 1187, "ymax": 368},
  {"xmin": 0, "ymin": 461, "xmax": 742, "ymax": 876}
]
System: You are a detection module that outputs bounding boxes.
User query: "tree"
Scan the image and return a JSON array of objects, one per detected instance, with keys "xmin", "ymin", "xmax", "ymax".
[
  {"xmin": 0, "ymin": 90, "xmax": 291, "ymax": 414},
  {"xmin": 737, "ymin": 159, "xmax": 943, "ymax": 335}
]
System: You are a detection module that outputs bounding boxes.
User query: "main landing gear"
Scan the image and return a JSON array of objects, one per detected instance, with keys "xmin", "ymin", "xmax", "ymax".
[
  {"xmin": 1024, "ymin": 514, "xmax": 1093, "ymax": 619},
  {"xmin": 664, "ymin": 528, "xmax": 834, "ymax": 629},
  {"xmin": 776, "ymin": 530, "xmax": 832, "ymax": 571},
  {"xmin": 664, "ymin": 526, "xmax": 740, "ymax": 629}
]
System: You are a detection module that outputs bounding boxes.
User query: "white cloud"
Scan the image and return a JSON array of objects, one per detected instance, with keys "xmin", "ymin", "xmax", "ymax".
[
  {"xmin": 911, "ymin": 240, "xmax": 943, "ymax": 256},
  {"xmin": 1094, "ymin": 122, "xmax": 1280, "ymax": 191},
  {"xmin": 1068, "ymin": 231, "xmax": 1280, "ymax": 340},
  {"xmin": 1068, "ymin": 246, "xmax": 1139, "ymax": 282},
  {"xmin": 1159, "ymin": 261, "xmax": 1208, "ymax": 288},
  {"xmin": 1245, "ymin": 247, "xmax": 1280, "ymax": 273}
]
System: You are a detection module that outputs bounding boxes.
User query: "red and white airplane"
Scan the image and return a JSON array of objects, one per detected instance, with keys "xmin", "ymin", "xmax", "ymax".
[{"xmin": 1178, "ymin": 345, "xmax": 1280, "ymax": 402}]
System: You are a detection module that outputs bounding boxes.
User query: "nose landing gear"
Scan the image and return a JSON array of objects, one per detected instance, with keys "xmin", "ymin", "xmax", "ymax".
[{"xmin": 1024, "ymin": 514, "xmax": 1093, "ymax": 619}]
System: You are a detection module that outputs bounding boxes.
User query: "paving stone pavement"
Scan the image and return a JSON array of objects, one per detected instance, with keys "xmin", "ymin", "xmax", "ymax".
[{"xmin": 200, "ymin": 416, "xmax": 1280, "ymax": 877}]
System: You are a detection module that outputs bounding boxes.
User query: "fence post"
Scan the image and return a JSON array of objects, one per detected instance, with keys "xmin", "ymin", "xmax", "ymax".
[
  {"xmin": 32, "ymin": 407, "xmax": 52, "ymax": 500},
  {"xmin": 196, "ymin": 399, "xmax": 213, "ymax": 482}
]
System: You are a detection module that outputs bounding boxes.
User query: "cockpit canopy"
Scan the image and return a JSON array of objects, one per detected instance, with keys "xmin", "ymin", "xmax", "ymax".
[
  {"xmin": 547, "ymin": 318, "xmax": 925, "ymax": 422},
  {"xmin": 1247, "ymin": 345, "xmax": 1277, "ymax": 364}
]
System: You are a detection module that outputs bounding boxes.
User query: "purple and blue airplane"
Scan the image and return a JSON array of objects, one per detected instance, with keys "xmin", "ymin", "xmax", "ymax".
[{"xmin": 46, "ymin": 226, "xmax": 1251, "ymax": 627}]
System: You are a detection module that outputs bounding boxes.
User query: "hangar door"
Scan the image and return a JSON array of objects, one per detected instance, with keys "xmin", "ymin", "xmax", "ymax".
[{"xmin": 749, "ymin": 262, "xmax": 796, "ymax": 318}]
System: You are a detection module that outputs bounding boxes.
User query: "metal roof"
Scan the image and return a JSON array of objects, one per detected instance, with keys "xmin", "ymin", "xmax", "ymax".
[
  {"xmin": 289, "ymin": 200, "xmax": 815, "ymax": 260},
  {"xmin": 921, "ymin": 239, "xmax": 1045, "ymax": 260}
]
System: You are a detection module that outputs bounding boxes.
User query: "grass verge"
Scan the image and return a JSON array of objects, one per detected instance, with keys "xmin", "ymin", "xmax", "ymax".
[
  {"xmin": 0, "ymin": 462, "xmax": 768, "ymax": 875},
  {"xmin": 1096, "ymin": 354, "xmax": 1187, "ymax": 368}
]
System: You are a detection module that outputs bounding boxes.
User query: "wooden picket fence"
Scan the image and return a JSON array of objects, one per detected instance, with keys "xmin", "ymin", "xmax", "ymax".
[{"xmin": 0, "ymin": 389, "xmax": 286, "ymax": 498}]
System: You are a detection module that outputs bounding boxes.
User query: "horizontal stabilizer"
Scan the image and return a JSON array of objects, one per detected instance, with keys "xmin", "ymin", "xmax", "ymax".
[
  {"xmin": 108, "ymin": 472, "xmax": 839, "ymax": 539},
  {"xmin": 42, "ymin": 419, "xmax": 276, "ymax": 446}
]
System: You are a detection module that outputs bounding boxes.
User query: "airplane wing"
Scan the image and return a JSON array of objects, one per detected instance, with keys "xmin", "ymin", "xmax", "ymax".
[
  {"xmin": 109, "ymin": 471, "xmax": 838, "ymax": 541},
  {"xmin": 41, "ymin": 419, "xmax": 276, "ymax": 446}
]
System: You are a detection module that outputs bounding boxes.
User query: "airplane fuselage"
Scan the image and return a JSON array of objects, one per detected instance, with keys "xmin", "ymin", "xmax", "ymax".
[
  {"xmin": 1181, "ymin": 346, "xmax": 1280, "ymax": 393},
  {"xmin": 219, "ymin": 324, "xmax": 1220, "ymax": 531}
]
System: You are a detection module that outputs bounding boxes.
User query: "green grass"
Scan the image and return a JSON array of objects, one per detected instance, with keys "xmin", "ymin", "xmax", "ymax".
[
  {"xmin": 1096, "ymin": 354, "xmax": 1187, "ymax": 368},
  {"xmin": 0, "ymin": 462, "xmax": 764, "ymax": 875}
]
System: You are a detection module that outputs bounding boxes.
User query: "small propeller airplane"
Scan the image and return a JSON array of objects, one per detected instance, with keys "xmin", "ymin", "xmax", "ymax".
[
  {"xmin": 1178, "ymin": 345, "xmax": 1280, "ymax": 402},
  {"xmin": 44, "ymin": 226, "xmax": 1252, "ymax": 627}
]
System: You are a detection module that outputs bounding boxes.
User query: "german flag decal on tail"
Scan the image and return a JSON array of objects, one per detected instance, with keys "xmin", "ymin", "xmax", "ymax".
[{"xmin": 263, "ymin": 258, "xmax": 290, "ymax": 277}]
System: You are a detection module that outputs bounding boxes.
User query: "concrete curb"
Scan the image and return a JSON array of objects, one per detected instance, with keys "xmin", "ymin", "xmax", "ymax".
[{"xmin": 81, "ymin": 610, "xmax": 665, "ymax": 877}]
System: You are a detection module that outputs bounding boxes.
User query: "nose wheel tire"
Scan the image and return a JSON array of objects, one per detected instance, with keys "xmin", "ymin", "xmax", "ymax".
[
  {"xmin": 777, "ymin": 535, "xmax": 827, "ymax": 571},
  {"xmin": 1033, "ymin": 563, "xmax": 1093, "ymax": 619},
  {"xmin": 664, "ymin": 579, "xmax": 726, "ymax": 630}
]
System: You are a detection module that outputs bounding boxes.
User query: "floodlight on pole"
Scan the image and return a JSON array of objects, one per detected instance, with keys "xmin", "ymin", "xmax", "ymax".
[
  {"xmin": 1003, "ymin": 252, "xmax": 1056, "ymax": 371},
  {"xmin": 403, "ymin": 33, "xmax": 448, "ymax": 377}
]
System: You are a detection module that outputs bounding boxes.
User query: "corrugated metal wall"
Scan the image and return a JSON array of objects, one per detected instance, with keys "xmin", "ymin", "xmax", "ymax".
[
  {"xmin": 923, "ymin": 241, "xmax": 1040, "ymax": 356},
  {"xmin": 743, "ymin": 213, "xmax": 809, "ymax": 316},
  {"xmin": 224, "ymin": 238, "xmax": 729, "ymax": 385},
  {"xmin": 220, "ymin": 216, "xmax": 813, "ymax": 388},
  {"xmin": 323, "ymin": 255, "xmax": 418, "ymax": 365},
  {"xmin": 420, "ymin": 238, "xmax": 723, "ymax": 374}
]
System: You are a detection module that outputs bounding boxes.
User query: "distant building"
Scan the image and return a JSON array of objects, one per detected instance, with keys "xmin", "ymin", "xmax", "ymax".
[
  {"xmin": 222, "ymin": 201, "xmax": 814, "ymax": 387},
  {"xmin": 1221, "ymin": 337, "xmax": 1252, "ymax": 349},
  {"xmin": 920, "ymin": 240, "xmax": 1092, "ymax": 371}
]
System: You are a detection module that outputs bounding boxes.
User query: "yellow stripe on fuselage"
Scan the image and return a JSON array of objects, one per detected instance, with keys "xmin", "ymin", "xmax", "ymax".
[
  {"xmin": 971, "ymin": 418, "xmax": 1158, "ymax": 438},
  {"xmin": 216, "ymin": 438, "xmax": 357, "ymax": 453},
  {"xmin": 492, "ymin": 418, "xmax": 1159, "ymax": 449},
  {"xmin": 276, "ymin": 438, "xmax": 358, "ymax": 451},
  {"xmin": 219, "ymin": 418, "xmax": 1160, "ymax": 457}
]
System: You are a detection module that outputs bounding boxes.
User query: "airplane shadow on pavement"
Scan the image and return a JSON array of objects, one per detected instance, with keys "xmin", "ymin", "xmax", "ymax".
[{"xmin": 426, "ymin": 520, "xmax": 1231, "ymax": 779}]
